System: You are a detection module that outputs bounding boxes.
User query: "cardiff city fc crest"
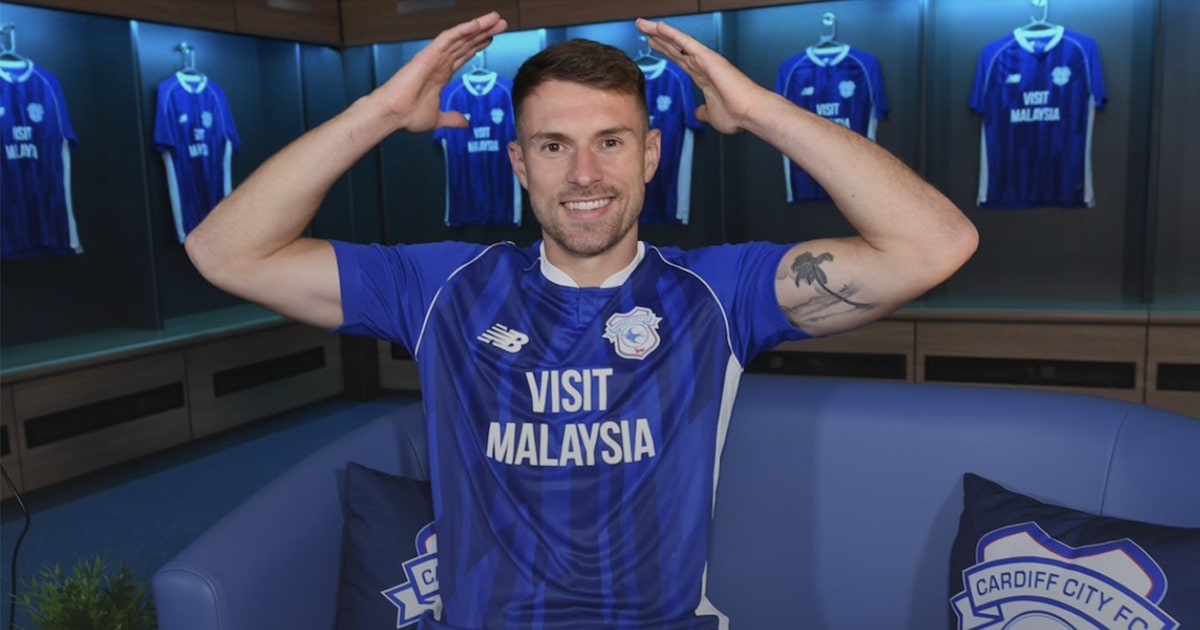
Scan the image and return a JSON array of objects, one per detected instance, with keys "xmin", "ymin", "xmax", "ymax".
[
  {"xmin": 952, "ymin": 523, "xmax": 1178, "ymax": 630},
  {"xmin": 381, "ymin": 522, "xmax": 440, "ymax": 627},
  {"xmin": 603, "ymin": 307, "xmax": 662, "ymax": 360}
]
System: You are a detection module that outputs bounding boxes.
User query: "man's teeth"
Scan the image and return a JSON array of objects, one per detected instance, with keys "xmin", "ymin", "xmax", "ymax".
[{"xmin": 564, "ymin": 199, "xmax": 608, "ymax": 211}]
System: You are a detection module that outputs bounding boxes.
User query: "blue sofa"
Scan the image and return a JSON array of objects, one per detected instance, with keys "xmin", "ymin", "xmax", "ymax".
[{"xmin": 153, "ymin": 375, "xmax": 1200, "ymax": 629}]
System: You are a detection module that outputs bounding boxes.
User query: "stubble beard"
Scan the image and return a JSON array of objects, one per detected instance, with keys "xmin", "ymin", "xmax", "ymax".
[{"xmin": 537, "ymin": 189, "xmax": 641, "ymax": 258}]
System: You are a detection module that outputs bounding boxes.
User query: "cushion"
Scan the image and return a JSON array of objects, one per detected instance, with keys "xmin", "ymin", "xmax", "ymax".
[
  {"xmin": 949, "ymin": 472, "xmax": 1200, "ymax": 630},
  {"xmin": 335, "ymin": 462, "xmax": 437, "ymax": 630}
]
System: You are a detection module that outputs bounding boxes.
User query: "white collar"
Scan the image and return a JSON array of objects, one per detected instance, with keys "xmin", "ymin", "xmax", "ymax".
[
  {"xmin": 1013, "ymin": 25, "xmax": 1065, "ymax": 53},
  {"xmin": 805, "ymin": 44, "xmax": 851, "ymax": 67},
  {"xmin": 176, "ymin": 71, "xmax": 208, "ymax": 94},
  {"xmin": 0, "ymin": 58, "xmax": 34, "ymax": 83},
  {"xmin": 463, "ymin": 71, "xmax": 498, "ymax": 96},
  {"xmin": 539, "ymin": 241, "xmax": 645, "ymax": 288},
  {"xmin": 638, "ymin": 57, "xmax": 668, "ymax": 80}
]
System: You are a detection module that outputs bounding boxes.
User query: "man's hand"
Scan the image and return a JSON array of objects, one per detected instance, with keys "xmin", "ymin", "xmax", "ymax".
[
  {"xmin": 635, "ymin": 17, "xmax": 770, "ymax": 135},
  {"xmin": 375, "ymin": 11, "xmax": 508, "ymax": 133}
]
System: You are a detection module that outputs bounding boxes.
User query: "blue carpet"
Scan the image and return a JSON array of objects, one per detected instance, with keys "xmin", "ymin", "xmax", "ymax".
[{"xmin": 0, "ymin": 393, "xmax": 418, "ymax": 630}]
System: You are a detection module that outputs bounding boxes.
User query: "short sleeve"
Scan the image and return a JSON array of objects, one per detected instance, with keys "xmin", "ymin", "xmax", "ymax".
[
  {"xmin": 682, "ymin": 242, "xmax": 811, "ymax": 365},
  {"xmin": 46, "ymin": 70, "xmax": 77, "ymax": 147},
  {"xmin": 1086, "ymin": 37, "xmax": 1107, "ymax": 110},
  {"xmin": 331, "ymin": 240, "xmax": 486, "ymax": 351},
  {"xmin": 674, "ymin": 64, "xmax": 703, "ymax": 131},
  {"xmin": 214, "ymin": 83, "xmax": 241, "ymax": 149},
  {"xmin": 867, "ymin": 54, "xmax": 889, "ymax": 120},
  {"xmin": 970, "ymin": 41, "xmax": 1000, "ymax": 116},
  {"xmin": 433, "ymin": 82, "xmax": 459, "ymax": 142}
]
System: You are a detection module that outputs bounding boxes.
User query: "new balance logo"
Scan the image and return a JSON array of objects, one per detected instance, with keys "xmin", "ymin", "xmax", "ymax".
[{"xmin": 478, "ymin": 323, "xmax": 529, "ymax": 353}]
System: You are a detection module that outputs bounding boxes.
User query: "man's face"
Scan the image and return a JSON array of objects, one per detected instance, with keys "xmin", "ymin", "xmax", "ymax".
[{"xmin": 509, "ymin": 80, "xmax": 660, "ymax": 259}]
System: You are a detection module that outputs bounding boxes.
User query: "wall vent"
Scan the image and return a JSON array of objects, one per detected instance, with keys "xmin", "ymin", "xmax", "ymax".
[
  {"xmin": 1157, "ymin": 363, "xmax": 1199, "ymax": 392},
  {"xmin": 747, "ymin": 351, "xmax": 907, "ymax": 380},
  {"xmin": 23, "ymin": 383, "xmax": 186, "ymax": 449},
  {"xmin": 925, "ymin": 357, "xmax": 1136, "ymax": 389},
  {"xmin": 212, "ymin": 347, "xmax": 326, "ymax": 397}
]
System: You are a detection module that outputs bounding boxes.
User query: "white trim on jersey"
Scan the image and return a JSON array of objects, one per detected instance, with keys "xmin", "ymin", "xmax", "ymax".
[
  {"xmin": 805, "ymin": 43, "xmax": 851, "ymax": 66},
  {"xmin": 223, "ymin": 139, "xmax": 233, "ymax": 197},
  {"xmin": 1084, "ymin": 96, "xmax": 1096, "ymax": 207},
  {"xmin": 164, "ymin": 154, "xmax": 187, "ymax": 243},
  {"xmin": 441, "ymin": 137, "xmax": 451, "ymax": 225},
  {"xmin": 690, "ymin": 354, "xmax": 744, "ymax": 630},
  {"xmin": 61, "ymin": 139, "xmax": 82, "ymax": 253},
  {"xmin": 538, "ymin": 241, "xmax": 646, "ymax": 288},
  {"xmin": 676, "ymin": 129, "xmax": 695, "ymax": 223},
  {"xmin": 649, "ymin": 245, "xmax": 737, "ymax": 364},
  {"xmin": 512, "ymin": 172, "xmax": 521, "ymax": 225},
  {"xmin": 783, "ymin": 154, "xmax": 794, "ymax": 203},
  {"xmin": 977, "ymin": 128, "xmax": 990, "ymax": 206},
  {"xmin": 1013, "ymin": 25, "xmax": 1065, "ymax": 53}
]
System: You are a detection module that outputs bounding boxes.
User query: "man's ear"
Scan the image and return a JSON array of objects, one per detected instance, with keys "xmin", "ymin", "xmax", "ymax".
[
  {"xmin": 643, "ymin": 127, "xmax": 662, "ymax": 184},
  {"xmin": 508, "ymin": 140, "xmax": 529, "ymax": 189}
]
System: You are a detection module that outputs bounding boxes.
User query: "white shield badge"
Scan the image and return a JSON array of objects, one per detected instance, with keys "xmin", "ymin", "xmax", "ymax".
[{"xmin": 603, "ymin": 307, "xmax": 662, "ymax": 360}]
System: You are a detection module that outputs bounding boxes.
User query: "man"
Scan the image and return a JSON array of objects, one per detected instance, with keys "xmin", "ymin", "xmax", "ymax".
[{"xmin": 185, "ymin": 12, "xmax": 977, "ymax": 629}]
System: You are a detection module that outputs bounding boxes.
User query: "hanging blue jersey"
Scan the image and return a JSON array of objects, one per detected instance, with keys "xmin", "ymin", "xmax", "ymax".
[
  {"xmin": 971, "ymin": 26, "xmax": 1107, "ymax": 209},
  {"xmin": 775, "ymin": 45, "xmax": 889, "ymax": 203},
  {"xmin": 435, "ymin": 72, "xmax": 521, "ymax": 227},
  {"xmin": 154, "ymin": 72, "xmax": 240, "ymax": 243},
  {"xmin": 640, "ymin": 58, "xmax": 702, "ymax": 225},
  {"xmin": 332, "ymin": 239, "xmax": 808, "ymax": 629},
  {"xmin": 1, "ymin": 60, "xmax": 82, "ymax": 260}
]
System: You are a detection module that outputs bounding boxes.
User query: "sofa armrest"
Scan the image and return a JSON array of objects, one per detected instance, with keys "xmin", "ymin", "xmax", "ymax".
[{"xmin": 153, "ymin": 403, "xmax": 428, "ymax": 630}]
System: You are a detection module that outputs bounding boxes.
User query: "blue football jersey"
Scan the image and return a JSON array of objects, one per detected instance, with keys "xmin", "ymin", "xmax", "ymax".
[
  {"xmin": 640, "ymin": 58, "xmax": 702, "ymax": 225},
  {"xmin": 1, "ymin": 60, "xmax": 82, "ymax": 260},
  {"xmin": 154, "ymin": 72, "xmax": 240, "ymax": 243},
  {"xmin": 435, "ymin": 72, "xmax": 521, "ymax": 227},
  {"xmin": 971, "ymin": 26, "xmax": 1106, "ymax": 209},
  {"xmin": 333, "ymin": 239, "xmax": 808, "ymax": 629},
  {"xmin": 775, "ymin": 45, "xmax": 889, "ymax": 203}
]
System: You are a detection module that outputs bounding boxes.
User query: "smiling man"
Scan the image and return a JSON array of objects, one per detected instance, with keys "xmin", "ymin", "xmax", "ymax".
[{"xmin": 184, "ymin": 12, "xmax": 977, "ymax": 630}]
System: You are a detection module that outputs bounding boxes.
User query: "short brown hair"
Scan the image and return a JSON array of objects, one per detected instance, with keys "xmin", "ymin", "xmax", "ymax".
[{"xmin": 512, "ymin": 39, "xmax": 648, "ymax": 131}]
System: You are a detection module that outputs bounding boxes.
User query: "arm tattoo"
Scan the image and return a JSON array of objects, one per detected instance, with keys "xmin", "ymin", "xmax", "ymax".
[{"xmin": 780, "ymin": 252, "xmax": 876, "ymax": 321}]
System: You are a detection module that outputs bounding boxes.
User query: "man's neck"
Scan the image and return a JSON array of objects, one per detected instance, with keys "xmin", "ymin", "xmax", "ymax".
[{"xmin": 541, "ymin": 238, "xmax": 642, "ymax": 288}]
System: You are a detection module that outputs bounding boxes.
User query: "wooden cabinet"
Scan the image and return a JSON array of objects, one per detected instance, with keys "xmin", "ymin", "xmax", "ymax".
[
  {"xmin": 13, "ymin": 0, "xmax": 237, "ymax": 32},
  {"xmin": 914, "ymin": 321, "xmax": 1148, "ymax": 404},
  {"xmin": 1, "ymin": 386, "xmax": 21, "ymax": 500},
  {"xmin": 234, "ymin": 0, "xmax": 342, "ymax": 45},
  {"xmin": 517, "ymin": 0, "xmax": 697, "ymax": 29},
  {"xmin": 1146, "ymin": 320, "xmax": 1200, "ymax": 418},
  {"xmin": 11, "ymin": 352, "xmax": 193, "ymax": 492},
  {"xmin": 185, "ymin": 324, "xmax": 343, "ymax": 438},
  {"xmin": 341, "ymin": 0, "xmax": 518, "ymax": 46}
]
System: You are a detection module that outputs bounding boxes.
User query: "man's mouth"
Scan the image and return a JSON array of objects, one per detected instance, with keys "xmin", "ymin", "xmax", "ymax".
[{"xmin": 562, "ymin": 198, "xmax": 612, "ymax": 212}]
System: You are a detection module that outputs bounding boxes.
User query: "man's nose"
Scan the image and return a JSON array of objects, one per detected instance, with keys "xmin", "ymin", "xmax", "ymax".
[{"xmin": 567, "ymin": 149, "xmax": 602, "ymax": 187}]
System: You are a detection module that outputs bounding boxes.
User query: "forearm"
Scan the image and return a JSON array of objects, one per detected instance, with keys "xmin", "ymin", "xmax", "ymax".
[
  {"xmin": 743, "ymin": 92, "xmax": 969, "ymax": 256},
  {"xmin": 186, "ymin": 92, "xmax": 399, "ymax": 272}
]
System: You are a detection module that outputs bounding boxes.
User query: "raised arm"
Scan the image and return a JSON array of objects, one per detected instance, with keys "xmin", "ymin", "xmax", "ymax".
[
  {"xmin": 637, "ymin": 19, "xmax": 978, "ymax": 337},
  {"xmin": 184, "ymin": 13, "xmax": 508, "ymax": 329}
]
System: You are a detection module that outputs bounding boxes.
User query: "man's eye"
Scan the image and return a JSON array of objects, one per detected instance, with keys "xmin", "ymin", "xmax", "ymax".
[
  {"xmin": 603, "ymin": 138, "xmax": 621, "ymax": 148},
  {"xmin": 543, "ymin": 142, "xmax": 562, "ymax": 152}
]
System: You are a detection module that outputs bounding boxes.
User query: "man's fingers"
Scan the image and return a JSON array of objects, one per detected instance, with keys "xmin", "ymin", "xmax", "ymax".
[
  {"xmin": 437, "ymin": 111, "xmax": 470, "ymax": 129},
  {"xmin": 636, "ymin": 18, "xmax": 702, "ymax": 58}
]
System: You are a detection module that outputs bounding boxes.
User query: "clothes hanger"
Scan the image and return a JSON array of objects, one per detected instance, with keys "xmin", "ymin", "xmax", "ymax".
[
  {"xmin": 810, "ymin": 13, "xmax": 847, "ymax": 54},
  {"xmin": 175, "ymin": 42, "xmax": 205, "ymax": 79},
  {"xmin": 1017, "ymin": 0, "xmax": 1058, "ymax": 33},
  {"xmin": 0, "ymin": 24, "xmax": 32, "ymax": 69},
  {"xmin": 634, "ymin": 35, "xmax": 661, "ymax": 67},
  {"xmin": 466, "ymin": 50, "xmax": 494, "ymax": 78}
]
